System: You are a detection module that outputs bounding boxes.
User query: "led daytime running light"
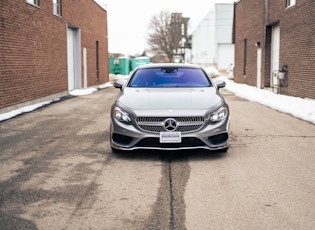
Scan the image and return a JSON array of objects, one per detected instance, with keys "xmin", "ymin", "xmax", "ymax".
[
  {"xmin": 114, "ymin": 107, "xmax": 131, "ymax": 123},
  {"xmin": 210, "ymin": 106, "xmax": 227, "ymax": 123}
]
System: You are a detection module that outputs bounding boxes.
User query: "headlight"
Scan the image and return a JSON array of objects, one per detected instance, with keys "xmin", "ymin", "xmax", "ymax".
[
  {"xmin": 209, "ymin": 106, "xmax": 227, "ymax": 123},
  {"xmin": 114, "ymin": 107, "xmax": 131, "ymax": 124}
]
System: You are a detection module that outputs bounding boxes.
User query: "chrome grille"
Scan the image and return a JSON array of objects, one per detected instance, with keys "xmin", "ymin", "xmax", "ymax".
[{"xmin": 136, "ymin": 116, "xmax": 205, "ymax": 133}]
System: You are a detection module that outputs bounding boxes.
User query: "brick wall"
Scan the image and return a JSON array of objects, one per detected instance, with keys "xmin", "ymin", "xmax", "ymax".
[
  {"xmin": 234, "ymin": 0, "xmax": 315, "ymax": 99},
  {"xmin": 0, "ymin": 0, "xmax": 109, "ymax": 110},
  {"xmin": 277, "ymin": 0, "xmax": 315, "ymax": 99},
  {"xmin": 63, "ymin": 0, "xmax": 109, "ymax": 87},
  {"xmin": 234, "ymin": 0, "xmax": 265, "ymax": 87}
]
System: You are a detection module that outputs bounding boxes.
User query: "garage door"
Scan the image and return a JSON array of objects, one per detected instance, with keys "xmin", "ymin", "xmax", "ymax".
[{"xmin": 217, "ymin": 43, "xmax": 234, "ymax": 70}]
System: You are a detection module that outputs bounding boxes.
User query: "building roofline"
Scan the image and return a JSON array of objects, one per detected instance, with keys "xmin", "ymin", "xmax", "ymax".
[{"xmin": 93, "ymin": 0, "xmax": 107, "ymax": 12}]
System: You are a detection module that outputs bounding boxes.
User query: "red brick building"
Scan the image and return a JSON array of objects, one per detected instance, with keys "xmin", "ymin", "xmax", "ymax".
[
  {"xmin": 233, "ymin": 0, "xmax": 315, "ymax": 99},
  {"xmin": 0, "ymin": 0, "xmax": 109, "ymax": 112}
]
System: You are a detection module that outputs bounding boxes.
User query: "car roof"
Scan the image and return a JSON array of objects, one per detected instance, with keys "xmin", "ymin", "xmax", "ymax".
[{"xmin": 135, "ymin": 63, "xmax": 202, "ymax": 70}]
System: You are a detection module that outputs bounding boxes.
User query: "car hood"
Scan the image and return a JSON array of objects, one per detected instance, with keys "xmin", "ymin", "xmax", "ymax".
[{"xmin": 117, "ymin": 87, "xmax": 223, "ymax": 110}]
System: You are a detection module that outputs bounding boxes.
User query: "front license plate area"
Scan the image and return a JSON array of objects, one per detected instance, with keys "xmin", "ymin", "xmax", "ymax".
[{"xmin": 160, "ymin": 132, "xmax": 182, "ymax": 143}]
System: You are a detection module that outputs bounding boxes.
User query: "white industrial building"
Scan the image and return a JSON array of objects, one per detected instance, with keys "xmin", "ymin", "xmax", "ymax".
[{"xmin": 191, "ymin": 3, "xmax": 234, "ymax": 71}]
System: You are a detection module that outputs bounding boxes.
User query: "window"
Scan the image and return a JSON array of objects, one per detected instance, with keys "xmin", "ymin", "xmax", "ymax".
[
  {"xmin": 96, "ymin": 41, "xmax": 99, "ymax": 80},
  {"xmin": 26, "ymin": 0, "xmax": 39, "ymax": 6},
  {"xmin": 53, "ymin": 0, "xmax": 61, "ymax": 16},
  {"xmin": 243, "ymin": 39, "xmax": 247, "ymax": 75},
  {"xmin": 286, "ymin": 0, "xmax": 296, "ymax": 7}
]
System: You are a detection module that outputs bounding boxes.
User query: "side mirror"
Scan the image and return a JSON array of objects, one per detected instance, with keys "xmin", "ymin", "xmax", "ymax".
[
  {"xmin": 215, "ymin": 80, "xmax": 226, "ymax": 89},
  {"xmin": 113, "ymin": 79, "xmax": 126, "ymax": 89}
]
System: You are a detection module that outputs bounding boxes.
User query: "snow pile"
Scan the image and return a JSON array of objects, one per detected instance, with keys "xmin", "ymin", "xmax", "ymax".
[
  {"xmin": 0, "ymin": 99, "xmax": 59, "ymax": 121},
  {"xmin": 203, "ymin": 66, "xmax": 221, "ymax": 78},
  {"xmin": 98, "ymin": 82, "xmax": 113, "ymax": 89},
  {"xmin": 69, "ymin": 82, "xmax": 113, "ymax": 96},
  {"xmin": 69, "ymin": 88, "xmax": 98, "ymax": 96},
  {"xmin": 109, "ymin": 74, "xmax": 130, "ymax": 82},
  {"xmin": 0, "ymin": 83, "xmax": 113, "ymax": 121}
]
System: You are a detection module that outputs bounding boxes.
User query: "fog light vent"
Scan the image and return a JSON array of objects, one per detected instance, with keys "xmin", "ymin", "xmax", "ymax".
[{"xmin": 208, "ymin": 133, "xmax": 228, "ymax": 144}]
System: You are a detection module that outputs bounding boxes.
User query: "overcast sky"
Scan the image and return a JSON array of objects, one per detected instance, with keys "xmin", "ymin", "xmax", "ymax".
[{"xmin": 101, "ymin": 0, "xmax": 236, "ymax": 56}]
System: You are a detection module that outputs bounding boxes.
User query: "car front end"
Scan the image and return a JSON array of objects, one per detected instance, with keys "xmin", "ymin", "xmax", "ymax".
[
  {"xmin": 110, "ymin": 63, "xmax": 230, "ymax": 152},
  {"xmin": 110, "ymin": 96, "xmax": 229, "ymax": 152}
]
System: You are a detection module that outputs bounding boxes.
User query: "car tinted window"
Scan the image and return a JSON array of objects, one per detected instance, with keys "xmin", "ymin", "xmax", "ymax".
[{"xmin": 128, "ymin": 67, "xmax": 212, "ymax": 87}]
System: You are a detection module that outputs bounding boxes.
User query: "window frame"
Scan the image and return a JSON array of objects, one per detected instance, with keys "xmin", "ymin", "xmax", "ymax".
[
  {"xmin": 286, "ymin": 0, "xmax": 296, "ymax": 7},
  {"xmin": 53, "ymin": 0, "xmax": 61, "ymax": 16},
  {"xmin": 128, "ymin": 67, "xmax": 212, "ymax": 88},
  {"xmin": 26, "ymin": 0, "xmax": 39, "ymax": 7},
  {"xmin": 243, "ymin": 39, "xmax": 247, "ymax": 76}
]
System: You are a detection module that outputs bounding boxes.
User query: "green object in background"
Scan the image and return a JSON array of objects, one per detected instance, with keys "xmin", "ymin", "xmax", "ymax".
[
  {"xmin": 109, "ymin": 57, "xmax": 120, "ymax": 74},
  {"xmin": 109, "ymin": 56, "xmax": 150, "ymax": 75},
  {"xmin": 118, "ymin": 57, "xmax": 130, "ymax": 75},
  {"xmin": 130, "ymin": 57, "xmax": 150, "ymax": 71}
]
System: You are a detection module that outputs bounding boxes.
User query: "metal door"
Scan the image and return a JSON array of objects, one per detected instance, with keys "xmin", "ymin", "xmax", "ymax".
[
  {"xmin": 257, "ymin": 48, "xmax": 262, "ymax": 88},
  {"xmin": 67, "ymin": 27, "xmax": 75, "ymax": 91},
  {"xmin": 270, "ymin": 25, "xmax": 280, "ymax": 87}
]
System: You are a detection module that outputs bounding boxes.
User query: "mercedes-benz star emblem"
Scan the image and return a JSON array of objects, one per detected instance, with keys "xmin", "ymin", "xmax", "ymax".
[{"xmin": 164, "ymin": 118, "xmax": 177, "ymax": 131}]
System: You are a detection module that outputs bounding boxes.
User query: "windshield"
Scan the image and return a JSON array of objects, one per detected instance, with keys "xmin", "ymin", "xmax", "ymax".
[{"xmin": 128, "ymin": 67, "xmax": 212, "ymax": 88}]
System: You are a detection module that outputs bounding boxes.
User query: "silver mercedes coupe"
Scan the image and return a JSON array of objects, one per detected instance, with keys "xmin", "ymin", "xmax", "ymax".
[{"xmin": 110, "ymin": 63, "xmax": 230, "ymax": 153}]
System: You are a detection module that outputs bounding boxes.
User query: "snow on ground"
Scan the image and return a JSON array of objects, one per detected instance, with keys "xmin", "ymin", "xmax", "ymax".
[
  {"xmin": 1, "ymin": 73, "xmax": 315, "ymax": 124},
  {"xmin": 0, "ymin": 82, "xmax": 113, "ymax": 122},
  {"xmin": 216, "ymin": 76, "xmax": 315, "ymax": 124},
  {"xmin": 69, "ymin": 82, "xmax": 113, "ymax": 96},
  {"xmin": 0, "ymin": 99, "xmax": 60, "ymax": 122}
]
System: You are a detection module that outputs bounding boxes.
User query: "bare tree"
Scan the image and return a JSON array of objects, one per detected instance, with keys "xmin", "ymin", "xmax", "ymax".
[
  {"xmin": 147, "ymin": 11, "xmax": 190, "ymax": 63},
  {"xmin": 147, "ymin": 11, "xmax": 176, "ymax": 62}
]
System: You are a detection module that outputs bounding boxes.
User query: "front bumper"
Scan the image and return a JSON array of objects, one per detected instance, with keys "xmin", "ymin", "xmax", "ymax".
[{"xmin": 110, "ymin": 114, "xmax": 229, "ymax": 151}]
